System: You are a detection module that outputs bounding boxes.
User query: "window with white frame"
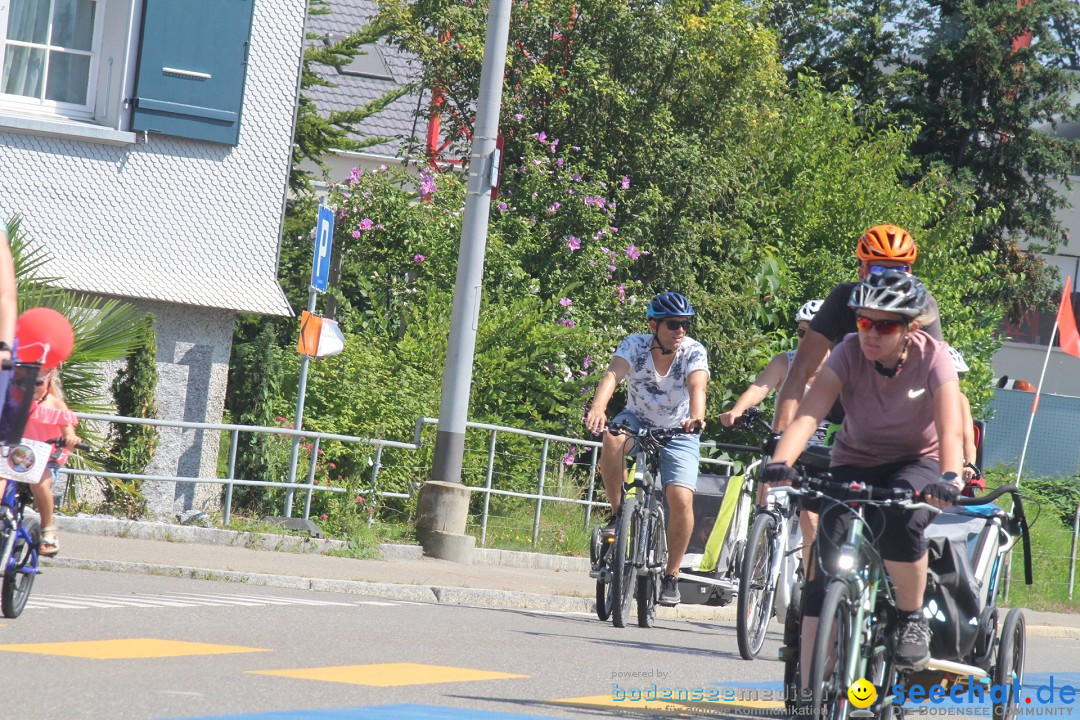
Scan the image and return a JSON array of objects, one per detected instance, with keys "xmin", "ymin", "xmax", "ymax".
[{"xmin": 1, "ymin": 0, "xmax": 102, "ymax": 118}]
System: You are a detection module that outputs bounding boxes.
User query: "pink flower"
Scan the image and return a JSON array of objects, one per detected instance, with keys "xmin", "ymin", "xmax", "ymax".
[
  {"xmin": 320, "ymin": 514, "xmax": 329, "ymax": 521},
  {"xmin": 413, "ymin": 254, "xmax": 426, "ymax": 264},
  {"xmin": 563, "ymin": 453, "xmax": 575, "ymax": 466},
  {"xmin": 559, "ymin": 297, "xmax": 573, "ymax": 307},
  {"xmin": 498, "ymin": 202, "xmax": 508, "ymax": 211},
  {"xmin": 617, "ymin": 284, "xmax": 627, "ymax": 303},
  {"xmin": 621, "ymin": 176, "xmax": 630, "ymax": 190},
  {"xmin": 514, "ymin": 113, "xmax": 523, "ymax": 121},
  {"xmin": 583, "ymin": 355, "xmax": 592, "ymax": 369},
  {"xmin": 625, "ymin": 245, "xmax": 641, "ymax": 260},
  {"xmin": 557, "ymin": 317, "xmax": 576, "ymax": 328},
  {"xmin": 420, "ymin": 170, "xmax": 437, "ymax": 196},
  {"xmin": 359, "ymin": 218, "xmax": 373, "ymax": 231},
  {"xmin": 536, "ymin": 131, "xmax": 548, "ymax": 143},
  {"xmin": 565, "ymin": 235, "xmax": 581, "ymax": 251},
  {"xmin": 352, "ymin": 230, "xmax": 361, "ymax": 239}
]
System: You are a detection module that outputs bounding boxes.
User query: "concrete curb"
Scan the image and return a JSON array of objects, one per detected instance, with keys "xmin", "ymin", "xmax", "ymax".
[
  {"xmin": 44, "ymin": 555, "xmax": 734, "ymax": 620},
  {"xmin": 53, "ymin": 517, "xmax": 589, "ymax": 571}
]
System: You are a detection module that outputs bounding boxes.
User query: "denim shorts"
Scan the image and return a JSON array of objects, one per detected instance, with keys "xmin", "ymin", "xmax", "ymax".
[{"xmin": 611, "ymin": 411, "xmax": 701, "ymax": 491}]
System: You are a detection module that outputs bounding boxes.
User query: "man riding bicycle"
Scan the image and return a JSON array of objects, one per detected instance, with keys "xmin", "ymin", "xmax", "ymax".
[
  {"xmin": 585, "ymin": 291, "xmax": 709, "ymax": 607},
  {"xmin": 763, "ymin": 269, "xmax": 964, "ymax": 673}
]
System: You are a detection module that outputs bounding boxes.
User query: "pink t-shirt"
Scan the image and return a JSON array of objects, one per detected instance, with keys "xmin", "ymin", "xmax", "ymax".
[
  {"xmin": 23, "ymin": 401, "xmax": 78, "ymax": 466},
  {"xmin": 826, "ymin": 330, "xmax": 958, "ymax": 467}
]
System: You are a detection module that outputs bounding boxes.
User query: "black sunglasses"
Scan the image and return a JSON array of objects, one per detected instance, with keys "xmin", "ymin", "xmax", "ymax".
[
  {"xmin": 796, "ymin": 328, "xmax": 807, "ymax": 339},
  {"xmin": 663, "ymin": 319, "xmax": 691, "ymax": 331}
]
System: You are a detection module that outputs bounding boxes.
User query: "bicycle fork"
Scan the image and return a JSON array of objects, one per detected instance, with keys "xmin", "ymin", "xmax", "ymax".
[{"xmin": 0, "ymin": 506, "xmax": 18, "ymax": 575}]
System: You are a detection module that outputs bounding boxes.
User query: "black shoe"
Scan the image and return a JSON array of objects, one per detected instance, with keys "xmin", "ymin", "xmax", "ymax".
[
  {"xmin": 659, "ymin": 574, "xmax": 681, "ymax": 606},
  {"xmin": 600, "ymin": 518, "xmax": 616, "ymax": 541},
  {"xmin": 894, "ymin": 612, "xmax": 931, "ymax": 670}
]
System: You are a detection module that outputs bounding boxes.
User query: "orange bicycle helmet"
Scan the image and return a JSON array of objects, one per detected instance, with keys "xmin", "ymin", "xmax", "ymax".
[{"xmin": 856, "ymin": 225, "xmax": 918, "ymax": 265}]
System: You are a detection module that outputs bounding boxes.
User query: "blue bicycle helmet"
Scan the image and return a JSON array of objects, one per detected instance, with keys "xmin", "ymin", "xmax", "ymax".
[{"xmin": 647, "ymin": 292, "xmax": 695, "ymax": 319}]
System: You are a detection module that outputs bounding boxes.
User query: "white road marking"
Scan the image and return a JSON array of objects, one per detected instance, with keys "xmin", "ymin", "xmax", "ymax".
[{"xmin": 25, "ymin": 591, "xmax": 401, "ymax": 611}]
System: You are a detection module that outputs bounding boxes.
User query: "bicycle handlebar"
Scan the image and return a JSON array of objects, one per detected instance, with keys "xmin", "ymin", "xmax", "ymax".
[
  {"xmin": 956, "ymin": 483, "xmax": 1032, "ymax": 586},
  {"xmin": 46, "ymin": 437, "xmax": 91, "ymax": 452},
  {"xmin": 604, "ymin": 423, "xmax": 700, "ymax": 440}
]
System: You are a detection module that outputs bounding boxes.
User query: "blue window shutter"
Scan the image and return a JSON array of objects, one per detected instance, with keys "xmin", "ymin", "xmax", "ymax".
[{"xmin": 132, "ymin": 0, "xmax": 255, "ymax": 145}]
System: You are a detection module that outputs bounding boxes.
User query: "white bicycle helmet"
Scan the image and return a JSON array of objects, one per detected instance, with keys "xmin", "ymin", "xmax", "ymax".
[
  {"xmin": 796, "ymin": 299, "xmax": 824, "ymax": 324},
  {"xmin": 947, "ymin": 345, "xmax": 969, "ymax": 374}
]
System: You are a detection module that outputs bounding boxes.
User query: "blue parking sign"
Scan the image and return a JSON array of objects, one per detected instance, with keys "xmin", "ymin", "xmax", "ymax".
[{"xmin": 311, "ymin": 204, "xmax": 335, "ymax": 292}]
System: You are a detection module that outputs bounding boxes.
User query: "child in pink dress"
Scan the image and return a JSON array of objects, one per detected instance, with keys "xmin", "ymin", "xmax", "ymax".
[{"xmin": 21, "ymin": 366, "xmax": 80, "ymax": 556}]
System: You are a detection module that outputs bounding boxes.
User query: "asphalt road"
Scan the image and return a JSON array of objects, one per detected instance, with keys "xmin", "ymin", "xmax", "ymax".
[{"xmin": 1, "ymin": 568, "xmax": 1077, "ymax": 720}]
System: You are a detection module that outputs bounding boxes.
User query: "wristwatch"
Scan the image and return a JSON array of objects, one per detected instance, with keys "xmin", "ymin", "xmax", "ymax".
[
  {"xmin": 940, "ymin": 471, "xmax": 960, "ymax": 485},
  {"xmin": 0, "ymin": 341, "xmax": 10, "ymax": 352}
]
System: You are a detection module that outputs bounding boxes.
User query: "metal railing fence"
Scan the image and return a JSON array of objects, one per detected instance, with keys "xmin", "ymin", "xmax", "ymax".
[{"xmin": 63, "ymin": 413, "xmax": 740, "ymax": 547}]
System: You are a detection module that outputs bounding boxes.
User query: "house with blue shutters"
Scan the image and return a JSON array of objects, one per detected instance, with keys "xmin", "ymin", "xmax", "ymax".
[{"xmin": 0, "ymin": 0, "xmax": 304, "ymax": 517}]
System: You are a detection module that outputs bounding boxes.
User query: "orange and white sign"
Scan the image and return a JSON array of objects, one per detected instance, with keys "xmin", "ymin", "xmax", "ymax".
[{"xmin": 297, "ymin": 311, "xmax": 346, "ymax": 357}]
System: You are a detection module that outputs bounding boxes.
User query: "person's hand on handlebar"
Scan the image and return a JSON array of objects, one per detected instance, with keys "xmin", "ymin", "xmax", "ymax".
[
  {"xmin": 681, "ymin": 417, "xmax": 705, "ymax": 433},
  {"xmin": 923, "ymin": 473, "xmax": 963, "ymax": 509},
  {"xmin": 761, "ymin": 462, "xmax": 797, "ymax": 488},
  {"xmin": 718, "ymin": 410, "xmax": 739, "ymax": 428},
  {"xmin": 584, "ymin": 407, "xmax": 608, "ymax": 435},
  {"xmin": 60, "ymin": 426, "xmax": 82, "ymax": 449}
]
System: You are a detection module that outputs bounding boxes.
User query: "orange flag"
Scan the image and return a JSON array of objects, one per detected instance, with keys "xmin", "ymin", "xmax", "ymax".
[{"xmin": 1058, "ymin": 276, "xmax": 1080, "ymax": 359}]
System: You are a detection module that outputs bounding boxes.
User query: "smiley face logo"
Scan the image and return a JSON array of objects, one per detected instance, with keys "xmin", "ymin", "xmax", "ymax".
[{"xmin": 848, "ymin": 678, "xmax": 877, "ymax": 708}]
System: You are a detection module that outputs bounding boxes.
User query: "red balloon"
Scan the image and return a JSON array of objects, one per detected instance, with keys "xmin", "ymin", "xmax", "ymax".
[{"xmin": 15, "ymin": 308, "xmax": 74, "ymax": 369}]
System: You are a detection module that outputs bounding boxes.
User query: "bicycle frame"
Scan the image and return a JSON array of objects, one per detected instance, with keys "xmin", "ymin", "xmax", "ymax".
[
  {"xmin": 826, "ymin": 503, "xmax": 896, "ymax": 705},
  {"xmin": 626, "ymin": 442, "xmax": 666, "ymax": 583},
  {"xmin": 761, "ymin": 488, "xmax": 800, "ymax": 618},
  {"xmin": 0, "ymin": 480, "xmax": 38, "ymax": 581}
]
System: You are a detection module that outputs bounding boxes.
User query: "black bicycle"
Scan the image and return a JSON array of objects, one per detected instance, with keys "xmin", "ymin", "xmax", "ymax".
[{"xmin": 602, "ymin": 422, "xmax": 697, "ymax": 628}]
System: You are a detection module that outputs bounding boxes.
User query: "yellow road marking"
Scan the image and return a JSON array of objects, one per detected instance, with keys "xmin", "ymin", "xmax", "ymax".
[
  {"xmin": 0, "ymin": 638, "xmax": 268, "ymax": 659},
  {"xmin": 248, "ymin": 662, "xmax": 527, "ymax": 687}
]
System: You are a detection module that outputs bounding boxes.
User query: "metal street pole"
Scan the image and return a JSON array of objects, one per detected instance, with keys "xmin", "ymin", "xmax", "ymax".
[
  {"xmin": 417, "ymin": 0, "xmax": 511, "ymax": 562},
  {"xmin": 284, "ymin": 289, "xmax": 317, "ymax": 517},
  {"xmin": 430, "ymin": 0, "xmax": 512, "ymax": 485}
]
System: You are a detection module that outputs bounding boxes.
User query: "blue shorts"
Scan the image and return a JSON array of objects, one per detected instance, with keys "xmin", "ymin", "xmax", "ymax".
[{"xmin": 611, "ymin": 411, "xmax": 701, "ymax": 491}]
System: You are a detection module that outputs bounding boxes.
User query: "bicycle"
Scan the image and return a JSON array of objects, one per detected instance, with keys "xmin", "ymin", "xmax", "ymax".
[
  {"xmin": 799, "ymin": 473, "xmax": 1032, "ymax": 720},
  {"xmin": 731, "ymin": 407, "xmax": 834, "ymax": 661},
  {"xmin": 0, "ymin": 435, "xmax": 86, "ymax": 618},
  {"xmin": 599, "ymin": 422, "xmax": 697, "ymax": 628}
]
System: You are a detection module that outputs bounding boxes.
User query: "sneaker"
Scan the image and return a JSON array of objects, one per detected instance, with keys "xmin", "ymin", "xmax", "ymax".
[
  {"xmin": 659, "ymin": 574, "xmax": 681, "ymax": 606},
  {"xmin": 600, "ymin": 518, "xmax": 616, "ymax": 541},
  {"xmin": 894, "ymin": 612, "xmax": 931, "ymax": 670}
]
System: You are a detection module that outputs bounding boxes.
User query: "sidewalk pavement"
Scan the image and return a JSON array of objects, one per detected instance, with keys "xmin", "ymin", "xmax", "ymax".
[{"xmin": 42, "ymin": 515, "xmax": 1080, "ymax": 637}]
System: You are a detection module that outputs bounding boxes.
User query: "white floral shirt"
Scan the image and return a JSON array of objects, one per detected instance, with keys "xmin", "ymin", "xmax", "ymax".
[{"xmin": 614, "ymin": 334, "xmax": 709, "ymax": 427}]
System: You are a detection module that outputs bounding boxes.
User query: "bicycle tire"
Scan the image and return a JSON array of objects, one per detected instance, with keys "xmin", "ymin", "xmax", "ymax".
[
  {"xmin": 737, "ymin": 512, "xmax": 778, "ymax": 659},
  {"xmin": 637, "ymin": 505, "xmax": 666, "ymax": 628},
  {"xmin": 993, "ymin": 609, "xmax": 1026, "ymax": 720},
  {"xmin": 809, "ymin": 580, "xmax": 854, "ymax": 720},
  {"xmin": 2, "ymin": 517, "xmax": 40, "ymax": 619},
  {"xmin": 596, "ymin": 579, "xmax": 613, "ymax": 621},
  {"xmin": 783, "ymin": 556, "xmax": 806, "ymax": 713},
  {"xmin": 611, "ymin": 495, "xmax": 638, "ymax": 628}
]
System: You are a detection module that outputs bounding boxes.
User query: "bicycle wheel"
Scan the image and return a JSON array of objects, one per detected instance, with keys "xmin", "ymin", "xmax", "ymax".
[
  {"xmin": 737, "ymin": 511, "xmax": 778, "ymax": 660},
  {"xmin": 993, "ymin": 609, "xmax": 1026, "ymax": 720},
  {"xmin": 2, "ymin": 517, "xmax": 40, "ymax": 619},
  {"xmin": 592, "ymin": 526, "xmax": 613, "ymax": 621},
  {"xmin": 809, "ymin": 580, "xmax": 854, "ymax": 720},
  {"xmin": 782, "ymin": 577, "xmax": 803, "ymax": 714},
  {"xmin": 637, "ymin": 506, "xmax": 667, "ymax": 628},
  {"xmin": 610, "ymin": 495, "xmax": 638, "ymax": 629}
]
